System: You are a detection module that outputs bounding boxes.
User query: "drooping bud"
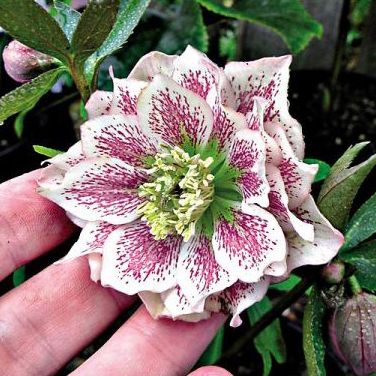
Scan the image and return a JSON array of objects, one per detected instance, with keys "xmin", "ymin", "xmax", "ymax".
[
  {"xmin": 322, "ymin": 260, "xmax": 345, "ymax": 284},
  {"xmin": 329, "ymin": 292, "xmax": 376, "ymax": 376},
  {"xmin": 2, "ymin": 41, "xmax": 56, "ymax": 83}
]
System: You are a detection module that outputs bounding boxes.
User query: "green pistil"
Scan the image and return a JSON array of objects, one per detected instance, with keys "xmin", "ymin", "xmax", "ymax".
[{"xmin": 138, "ymin": 146, "xmax": 215, "ymax": 241}]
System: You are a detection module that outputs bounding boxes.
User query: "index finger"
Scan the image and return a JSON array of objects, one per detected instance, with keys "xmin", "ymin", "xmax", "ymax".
[{"xmin": 0, "ymin": 169, "xmax": 75, "ymax": 281}]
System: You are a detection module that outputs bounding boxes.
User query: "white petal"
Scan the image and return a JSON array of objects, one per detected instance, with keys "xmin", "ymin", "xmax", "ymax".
[
  {"xmin": 137, "ymin": 74, "xmax": 213, "ymax": 147},
  {"xmin": 217, "ymin": 277, "xmax": 270, "ymax": 327},
  {"xmin": 38, "ymin": 157, "xmax": 147, "ymax": 225},
  {"xmin": 88, "ymin": 253, "xmax": 102, "ymax": 283},
  {"xmin": 172, "ymin": 45, "xmax": 219, "ymax": 99},
  {"xmin": 286, "ymin": 195, "xmax": 344, "ymax": 272},
  {"xmin": 110, "ymin": 78, "xmax": 148, "ymax": 115},
  {"xmin": 44, "ymin": 141, "xmax": 84, "ymax": 171},
  {"xmin": 213, "ymin": 204, "xmax": 286, "ymax": 283},
  {"xmin": 101, "ymin": 221, "xmax": 181, "ymax": 294},
  {"xmin": 224, "ymin": 56, "xmax": 305, "ymax": 159},
  {"xmin": 128, "ymin": 51, "xmax": 176, "ymax": 81},
  {"xmin": 81, "ymin": 114, "xmax": 158, "ymax": 168},
  {"xmin": 265, "ymin": 123, "xmax": 317, "ymax": 209},
  {"xmin": 266, "ymin": 164, "xmax": 314, "ymax": 241},
  {"xmin": 85, "ymin": 90, "xmax": 113, "ymax": 119},
  {"xmin": 177, "ymin": 234, "xmax": 237, "ymax": 305},
  {"xmin": 228, "ymin": 128, "xmax": 270, "ymax": 207},
  {"xmin": 56, "ymin": 221, "xmax": 118, "ymax": 263}
]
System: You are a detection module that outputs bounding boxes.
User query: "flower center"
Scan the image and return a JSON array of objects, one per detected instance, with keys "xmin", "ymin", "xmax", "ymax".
[{"xmin": 138, "ymin": 146, "xmax": 215, "ymax": 241}]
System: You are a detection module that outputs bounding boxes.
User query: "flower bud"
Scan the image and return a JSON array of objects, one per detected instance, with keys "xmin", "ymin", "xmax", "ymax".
[
  {"xmin": 329, "ymin": 292, "xmax": 376, "ymax": 375},
  {"xmin": 322, "ymin": 260, "xmax": 345, "ymax": 284},
  {"xmin": 2, "ymin": 41, "xmax": 56, "ymax": 83}
]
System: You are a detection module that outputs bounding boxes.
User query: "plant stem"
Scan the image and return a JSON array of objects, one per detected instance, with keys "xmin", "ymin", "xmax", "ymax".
[
  {"xmin": 348, "ymin": 275, "xmax": 362, "ymax": 295},
  {"xmin": 217, "ymin": 275, "xmax": 315, "ymax": 362},
  {"xmin": 68, "ymin": 58, "xmax": 90, "ymax": 103}
]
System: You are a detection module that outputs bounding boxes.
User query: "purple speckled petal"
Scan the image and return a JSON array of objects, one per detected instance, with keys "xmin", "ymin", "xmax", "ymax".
[
  {"xmin": 286, "ymin": 195, "xmax": 344, "ymax": 273},
  {"xmin": 128, "ymin": 51, "xmax": 176, "ymax": 81},
  {"xmin": 209, "ymin": 277, "xmax": 270, "ymax": 327},
  {"xmin": 177, "ymin": 234, "xmax": 237, "ymax": 306},
  {"xmin": 137, "ymin": 74, "xmax": 213, "ymax": 147},
  {"xmin": 213, "ymin": 204, "xmax": 286, "ymax": 283},
  {"xmin": 266, "ymin": 164, "xmax": 314, "ymax": 241},
  {"xmin": 228, "ymin": 129, "xmax": 269, "ymax": 207},
  {"xmin": 81, "ymin": 114, "xmax": 158, "ymax": 168},
  {"xmin": 44, "ymin": 141, "xmax": 84, "ymax": 171},
  {"xmin": 244, "ymin": 96, "xmax": 267, "ymax": 131},
  {"xmin": 85, "ymin": 90, "xmax": 113, "ymax": 119},
  {"xmin": 111, "ymin": 78, "xmax": 148, "ymax": 116},
  {"xmin": 101, "ymin": 221, "xmax": 182, "ymax": 294},
  {"xmin": 38, "ymin": 142, "xmax": 84, "ymax": 190},
  {"xmin": 172, "ymin": 45, "xmax": 218, "ymax": 99},
  {"xmin": 265, "ymin": 123, "xmax": 318, "ymax": 209},
  {"xmin": 209, "ymin": 94, "xmax": 247, "ymax": 151},
  {"xmin": 56, "ymin": 221, "xmax": 118, "ymax": 263},
  {"xmin": 224, "ymin": 56, "xmax": 305, "ymax": 159},
  {"xmin": 38, "ymin": 157, "xmax": 147, "ymax": 224}
]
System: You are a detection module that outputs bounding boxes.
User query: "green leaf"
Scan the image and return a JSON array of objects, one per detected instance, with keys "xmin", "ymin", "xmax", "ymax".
[
  {"xmin": 219, "ymin": 28, "xmax": 237, "ymax": 61},
  {"xmin": 342, "ymin": 192, "xmax": 376, "ymax": 252},
  {"xmin": 247, "ymin": 297, "xmax": 287, "ymax": 376},
  {"xmin": 0, "ymin": 0, "xmax": 70, "ymax": 63},
  {"xmin": 303, "ymin": 285, "xmax": 326, "ymax": 376},
  {"xmin": 304, "ymin": 159, "xmax": 331, "ymax": 183},
  {"xmin": 13, "ymin": 106, "xmax": 33, "ymax": 138},
  {"xmin": 270, "ymin": 274, "xmax": 301, "ymax": 292},
  {"xmin": 12, "ymin": 265, "xmax": 26, "ymax": 287},
  {"xmin": 340, "ymin": 240, "xmax": 376, "ymax": 292},
  {"xmin": 71, "ymin": 0, "xmax": 119, "ymax": 67},
  {"xmin": 156, "ymin": 0, "xmax": 208, "ymax": 54},
  {"xmin": 33, "ymin": 145, "xmax": 63, "ymax": 158},
  {"xmin": 0, "ymin": 67, "xmax": 66, "ymax": 124},
  {"xmin": 351, "ymin": 0, "xmax": 372, "ymax": 25},
  {"xmin": 198, "ymin": 326, "xmax": 224, "ymax": 365},
  {"xmin": 85, "ymin": 0, "xmax": 150, "ymax": 82},
  {"xmin": 196, "ymin": 0, "xmax": 323, "ymax": 54},
  {"xmin": 53, "ymin": 1, "xmax": 81, "ymax": 42},
  {"xmin": 317, "ymin": 143, "xmax": 376, "ymax": 231}
]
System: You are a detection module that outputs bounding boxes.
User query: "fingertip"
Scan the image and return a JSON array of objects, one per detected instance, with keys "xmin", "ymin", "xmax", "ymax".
[{"xmin": 188, "ymin": 365, "xmax": 234, "ymax": 376}]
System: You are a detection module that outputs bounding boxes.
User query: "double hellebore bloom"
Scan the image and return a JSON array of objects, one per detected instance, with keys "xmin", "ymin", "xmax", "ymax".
[{"xmin": 38, "ymin": 46, "xmax": 344, "ymax": 326}]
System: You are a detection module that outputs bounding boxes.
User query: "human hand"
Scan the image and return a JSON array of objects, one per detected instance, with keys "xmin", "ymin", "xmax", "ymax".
[{"xmin": 0, "ymin": 170, "xmax": 232, "ymax": 376}]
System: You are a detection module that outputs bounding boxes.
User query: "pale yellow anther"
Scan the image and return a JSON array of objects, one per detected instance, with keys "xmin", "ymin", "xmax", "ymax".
[{"xmin": 138, "ymin": 146, "xmax": 214, "ymax": 241}]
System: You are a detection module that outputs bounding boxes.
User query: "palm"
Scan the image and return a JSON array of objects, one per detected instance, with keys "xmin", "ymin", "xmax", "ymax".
[{"xmin": 0, "ymin": 170, "xmax": 231, "ymax": 376}]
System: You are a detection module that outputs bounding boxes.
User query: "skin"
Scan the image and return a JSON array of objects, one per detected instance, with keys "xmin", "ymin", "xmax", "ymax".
[{"xmin": 0, "ymin": 170, "xmax": 233, "ymax": 376}]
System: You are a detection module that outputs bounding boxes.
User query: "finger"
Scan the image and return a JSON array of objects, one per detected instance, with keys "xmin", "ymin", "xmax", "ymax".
[
  {"xmin": 72, "ymin": 306, "xmax": 227, "ymax": 376},
  {"xmin": 0, "ymin": 257, "xmax": 135, "ymax": 376},
  {"xmin": 188, "ymin": 366, "xmax": 233, "ymax": 376},
  {"xmin": 0, "ymin": 169, "xmax": 75, "ymax": 281}
]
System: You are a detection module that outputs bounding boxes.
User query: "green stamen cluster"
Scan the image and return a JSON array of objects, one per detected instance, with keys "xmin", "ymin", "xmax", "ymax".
[{"xmin": 138, "ymin": 146, "xmax": 215, "ymax": 241}]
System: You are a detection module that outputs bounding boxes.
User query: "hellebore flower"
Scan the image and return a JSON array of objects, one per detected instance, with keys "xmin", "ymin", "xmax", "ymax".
[
  {"xmin": 2, "ymin": 40, "xmax": 56, "ymax": 83},
  {"xmin": 38, "ymin": 46, "xmax": 344, "ymax": 326},
  {"xmin": 330, "ymin": 292, "xmax": 376, "ymax": 376}
]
